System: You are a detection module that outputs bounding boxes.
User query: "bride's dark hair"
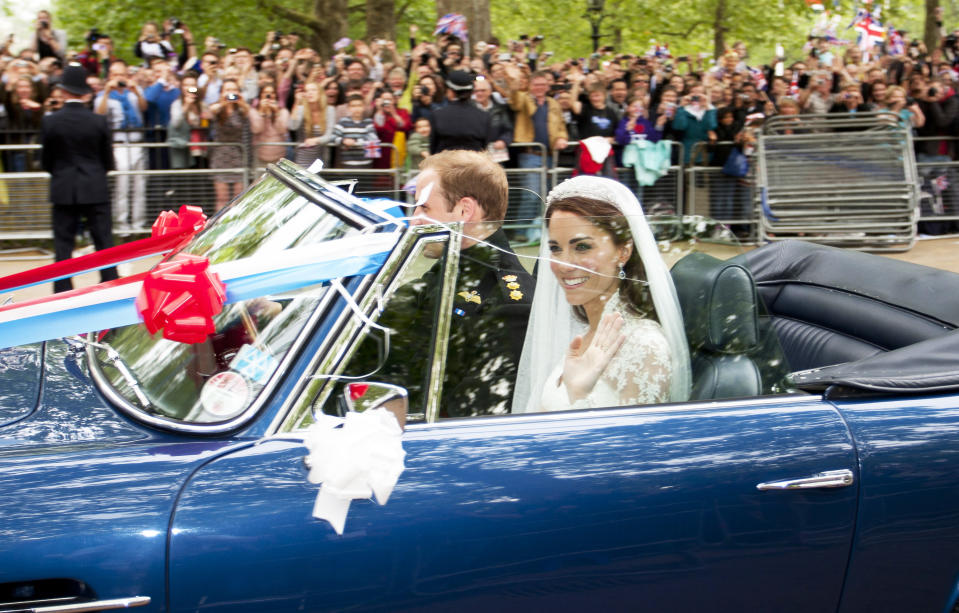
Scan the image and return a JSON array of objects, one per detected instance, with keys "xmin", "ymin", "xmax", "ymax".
[{"xmin": 545, "ymin": 195, "xmax": 657, "ymax": 323}]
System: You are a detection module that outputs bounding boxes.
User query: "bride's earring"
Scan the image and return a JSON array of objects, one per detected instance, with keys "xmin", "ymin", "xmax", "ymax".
[{"xmin": 618, "ymin": 262, "xmax": 626, "ymax": 280}]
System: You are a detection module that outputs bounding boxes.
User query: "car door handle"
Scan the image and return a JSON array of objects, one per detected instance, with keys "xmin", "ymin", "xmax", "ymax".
[
  {"xmin": 756, "ymin": 469, "xmax": 854, "ymax": 491},
  {"xmin": 1, "ymin": 596, "xmax": 151, "ymax": 613}
]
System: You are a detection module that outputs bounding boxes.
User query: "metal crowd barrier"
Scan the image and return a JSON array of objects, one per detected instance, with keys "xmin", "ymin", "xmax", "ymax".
[
  {"xmin": 0, "ymin": 142, "xmax": 247, "ymax": 238},
  {"xmin": 4, "ymin": 128, "xmax": 958, "ymax": 246},
  {"xmin": 757, "ymin": 112, "xmax": 919, "ymax": 251},
  {"xmin": 685, "ymin": 141, "xmax": 757, "ymax": 241},
  {"xmin": 913, "ymin": 136, "xmax": 959, "ymax": 234}
]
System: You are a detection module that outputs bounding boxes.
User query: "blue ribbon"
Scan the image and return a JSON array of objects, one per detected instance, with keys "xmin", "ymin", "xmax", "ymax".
[{"xmin": 0, "ymin": 250, "xmax": 389, "ymax": 350}]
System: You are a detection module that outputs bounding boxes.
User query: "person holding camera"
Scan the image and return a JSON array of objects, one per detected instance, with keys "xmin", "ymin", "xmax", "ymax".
[
  {"xmin": 250, "ymin": 83, "xmax": 289, "ymax": 165},
  {"xmin": 881, "ymin": 85, "xmax": 925, "ymax": 128},
  {"xmin": 372, "ymin": 89, "xmax": 410, "ymax": 167},
  {"xmin": 167, "ymin": 75, "xmax": 207, "ymax": 169},
  {"xmin": 411, "ymin": 74, "xmax": 445, "ymax": 123},
  {"xmin": 95, "ymin": 59, "xmax": 147, "ymax": 232},
  {"xmin": 133, "ymin": 21, "xmax": 175, "ymax": 67},
  {"xmin": 208, "ymin": 79, "xmax": 253, "ymax": 210},
  {"xmin": 671, "ymin": 84, "xmax": 718, "ymax": 165},
  {"xmin": 828, "ymin": 82, "xmax": 873, "ymax": 129},
  {"xmin": 31, "ymin": 10, "xmax": 66, "ymax": 61}
]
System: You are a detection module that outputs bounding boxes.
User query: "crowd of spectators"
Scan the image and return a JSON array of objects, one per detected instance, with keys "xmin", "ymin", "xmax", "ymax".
[{"xmin": 4, "ymin": 10, "xmax": 959, "ymax": 230}]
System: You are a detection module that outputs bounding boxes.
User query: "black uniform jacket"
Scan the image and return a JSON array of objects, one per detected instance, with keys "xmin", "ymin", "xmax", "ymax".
[
  {"xmin": 41, "ymin": 102, "xmax": 114, "ymax": 205},
  {"xmin": 429, "ymin": 99, "xmax": 496, "ymax": 154},
  {"xmin": 350, "ymin": 228, "xmax": 534, "ymax": 417}
]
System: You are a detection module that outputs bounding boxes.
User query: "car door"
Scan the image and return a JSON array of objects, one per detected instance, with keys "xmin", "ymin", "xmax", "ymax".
[
  {"xmin": 168, "ymin": 395, "xmax": 856, "ymax": 612},
  {"xmin": 167, "ymin": 231, "xmax": 859, "ymax": 612}
]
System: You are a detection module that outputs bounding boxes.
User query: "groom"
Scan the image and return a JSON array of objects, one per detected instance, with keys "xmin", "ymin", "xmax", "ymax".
[{"xmin": 410, "ymin": 150, "xmax": 535, "ymax": 416}]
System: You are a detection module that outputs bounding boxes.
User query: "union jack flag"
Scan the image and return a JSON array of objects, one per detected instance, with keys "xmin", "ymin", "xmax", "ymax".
[
  {"xmin": 363, "ymin": 140, "xmax": 382, "ymax": 159},
  {"xmin": 434, "ymin": 13, "xmax": 468, "ymax": 39},
  {"xmin": 888, "ymin": 27, "xmax": 905, "ymax": 55},
  {"xmin": 851, "ymin": 11, "xmax": 885, "ymax": 51}
]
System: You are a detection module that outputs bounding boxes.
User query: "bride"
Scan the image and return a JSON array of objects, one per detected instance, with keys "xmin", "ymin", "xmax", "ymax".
[{"xmin": 512, "ymin": 176, "xmax": 691, "ymax": 413}]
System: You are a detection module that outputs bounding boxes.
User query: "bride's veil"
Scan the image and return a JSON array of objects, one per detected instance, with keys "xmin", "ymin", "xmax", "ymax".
[{"xmin": 511, "ymin": 176, "xmax": 692, "ymax": 413}]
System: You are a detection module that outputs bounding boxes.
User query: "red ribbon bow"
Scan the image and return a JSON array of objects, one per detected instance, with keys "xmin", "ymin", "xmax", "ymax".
[
  {"xmin": 135, "ymin": 254, "xmax": 227, "ymax": 344},
  {"xmin": 152, "ymin": 205, "xmax": 207, "ymax": 238}
]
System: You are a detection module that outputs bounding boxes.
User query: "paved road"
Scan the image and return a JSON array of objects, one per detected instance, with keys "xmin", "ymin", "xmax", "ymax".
[{"xmin": 0, "ymin": 235, "xmax": 956, "ymax": 303}]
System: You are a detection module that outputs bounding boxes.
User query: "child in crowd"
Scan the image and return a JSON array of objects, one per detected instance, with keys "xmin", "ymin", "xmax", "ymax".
[
  {"xmin": 406, "ymin": 118, "xmax": 431, "ymax": 169},
  {"xmin": 331, "ymin": 94, "xmax": 379, "ymax": 168}
]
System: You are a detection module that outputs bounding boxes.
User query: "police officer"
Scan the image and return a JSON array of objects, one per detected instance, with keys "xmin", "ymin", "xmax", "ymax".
[
  {"xmin": 429, "ymin": 70, "xmax": 496, "ymax": 154},
  {"xmin": 41, "ymin": 64, "xmax": 119, "ymax": 293}
]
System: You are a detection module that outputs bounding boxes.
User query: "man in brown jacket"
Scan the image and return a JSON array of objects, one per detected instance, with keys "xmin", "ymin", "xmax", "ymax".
[{"xmin": 506, "ymin": 69, "xmax": 568, "ymax": 242}]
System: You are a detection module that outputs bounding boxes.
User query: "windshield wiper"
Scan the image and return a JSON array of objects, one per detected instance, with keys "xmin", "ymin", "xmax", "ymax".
[{"xmin": 64, "ymin": 335, "xmax": 152, "ymax": 409}]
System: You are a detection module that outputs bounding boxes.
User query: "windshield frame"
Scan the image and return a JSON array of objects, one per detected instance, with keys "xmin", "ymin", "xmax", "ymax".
[{"xmin": 86, "ymin": 161, "xmax": 401, "ymax": 435}]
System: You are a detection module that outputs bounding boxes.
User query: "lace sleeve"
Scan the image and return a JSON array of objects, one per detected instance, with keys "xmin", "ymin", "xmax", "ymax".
[{"xmin": 572, "ymin": 318, "xmax": 673, "ymax": 410}]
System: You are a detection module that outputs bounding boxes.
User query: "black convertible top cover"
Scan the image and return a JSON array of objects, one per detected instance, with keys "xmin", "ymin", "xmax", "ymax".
[{"xmin": 740, "ymin": 241, "xmax": 959, "ymax": 396}]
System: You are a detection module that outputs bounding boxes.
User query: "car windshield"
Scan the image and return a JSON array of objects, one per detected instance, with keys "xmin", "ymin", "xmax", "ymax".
[{"xmin": 93, "ymin": 169, "xmax": 365, "ymax": 426}]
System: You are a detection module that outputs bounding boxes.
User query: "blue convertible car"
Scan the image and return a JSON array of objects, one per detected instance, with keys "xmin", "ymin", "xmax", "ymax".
[{"xmin": 2, "ymin": 159, "xmax": 959, "ymax": 612}]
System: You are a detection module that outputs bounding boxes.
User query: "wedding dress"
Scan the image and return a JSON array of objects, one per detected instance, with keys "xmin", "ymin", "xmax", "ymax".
[{"xmin": 538, "ymin": 291, "xmax": 673, "ymax": 411}]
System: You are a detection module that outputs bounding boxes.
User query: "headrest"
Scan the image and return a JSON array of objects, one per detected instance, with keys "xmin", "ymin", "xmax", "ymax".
[{"xmin": 671, "ymin": 252, "xmax": 760, "ymax": 353}]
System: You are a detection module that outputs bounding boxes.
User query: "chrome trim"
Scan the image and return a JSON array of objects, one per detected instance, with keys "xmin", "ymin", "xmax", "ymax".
[
  {"xmin": 86, "ymin": 161, "xmax": 396, "ymax": 435},
  {"xmin": 0, "ymin": 596, "xmax": 151, "ymax": 613},
  {"xmin": 274, "ymin": 225, "xmax": 452, "ymax": 433},
  {"xmin": 756, "ymin": 469, "xmax": 855, "ymax": 491},
  {"xmin": 401, "ymin": 393, "xmax": 816, "ymax": 432},
  {"xmin": 424, "ymin": 223, "xmax": 460, "ymax": 423}
]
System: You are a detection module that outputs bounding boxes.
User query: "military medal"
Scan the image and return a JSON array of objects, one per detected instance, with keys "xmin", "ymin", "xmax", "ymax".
[{"xmin": 457, "ymin": 290, "xmax": 482, "ymax": 304}]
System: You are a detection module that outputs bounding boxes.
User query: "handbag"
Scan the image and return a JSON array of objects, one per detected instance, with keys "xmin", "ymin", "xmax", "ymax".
[{"xmin": 722, "ymin": 148, "xmax": 749, "ymax": 178}]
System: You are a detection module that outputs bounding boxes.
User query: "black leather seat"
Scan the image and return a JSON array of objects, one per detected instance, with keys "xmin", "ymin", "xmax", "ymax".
[
  {"xmin": 671, "ymin": 252, "xmax": 765, "ymax": 400},
  {"xmin": 735, "ymin": 241, "xmax": 959, "ymax": 372}
]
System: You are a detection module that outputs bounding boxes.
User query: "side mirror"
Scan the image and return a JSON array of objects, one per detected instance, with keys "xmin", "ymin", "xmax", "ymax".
[{"xmin": 343, "ymin": 382, "xmax": 408, "ymax": 430}]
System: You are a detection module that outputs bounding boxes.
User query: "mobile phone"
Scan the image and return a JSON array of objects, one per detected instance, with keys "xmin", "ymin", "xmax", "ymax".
[{"xmin": 498, "ymin": 52, "xmax": 511, "ymax": 61}]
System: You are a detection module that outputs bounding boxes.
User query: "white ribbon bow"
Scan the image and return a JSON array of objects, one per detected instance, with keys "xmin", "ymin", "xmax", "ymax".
[{"xmin": 303, "ymin": 408, "xmax": 406, "ymax": 535}]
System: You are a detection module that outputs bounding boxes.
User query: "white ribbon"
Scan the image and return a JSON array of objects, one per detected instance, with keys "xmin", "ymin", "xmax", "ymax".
[{"xmin": 303, "ymin": 408, "xmax": 406, "ymax": 535}]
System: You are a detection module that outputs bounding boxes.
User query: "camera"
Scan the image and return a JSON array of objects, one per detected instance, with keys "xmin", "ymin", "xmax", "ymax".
[
  {"xmin": 532, "ymin": 35, "xmax": 544, "ymax": 42},
  {"xmin": 690, "ymin": 94, "xmax": 701, "ymax": 102},
  {"xmin": 39, "ymin": 20, "xmax": 49, "ymax": 29},
  {"xmin": 117, "ymin": 80, "xmax": 127, "ymax": 88},
  {"xmin": 636, "ymin": 58, "xmax": 647, "ymax": 66},
  {"xmin": 186, "ymin": 86, "xmax": 199, "ymax": 94},
  {"xmin": 417, "ymin": 86, "xmax": 429, "ymax": 97},
  {"xmin": 906, "ymin": 96, "xmax": 917, "ymax": 105},
  {"xmin": 549, "ymin": 83, "xmax": 571, "ymax": 93},
  {"xmin": 677, "ymin": 55, "xmax": 689, "ymax": 62},
  {"xmin": 498, "ymin": 52, "xmax": 512, "ymax": 62},
  {"xmin": 86, "ymin": 28, "xmax": 103, "ymax": 44},
  {"xmin": 520, "ymin": 34, "xmax": 529, "ymax": 40},
  {"xmin": 226, "ymin": 93, "xmax": 240, "ymax": 101},
  {"xmin": 928, "ymin": 87, "xmax": 938, "ymax": 97},
  {"xmin": 275, "ymin": 30, "xmax": 284, "ymax": 38}
]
